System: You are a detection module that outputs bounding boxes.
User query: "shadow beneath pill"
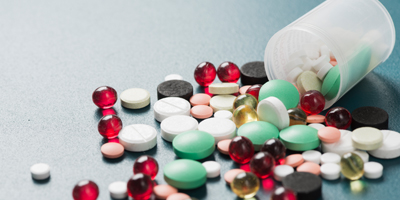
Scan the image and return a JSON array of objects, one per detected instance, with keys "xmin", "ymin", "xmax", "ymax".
[
  {"xmin": 179, "ymin": 184, "xmax": 207, "ymax": 199},
  {"xmin": 236, "ymin": 196, "xmax": 259, "ymax": 200},
  {"xmin": 110, "ymin": 196, "xmax": 128, "ymax": 200},
  {"xmin": 123, "ymin": 146, "xmax": 158, "ymax": 160},
  {"xmin": 120, "ymin": 104, "xmax": 151, "ymax": 115},
  {"xmin": 32, "ymin": 176, "xmax": 51, "ymax": 184},
  {"xmin": 207, "ymin": 176, "xmax": 221, "ymax": 183},
  {"xmin": 102, "ymin": 154, "xmax": 125, "ymax": 164}
]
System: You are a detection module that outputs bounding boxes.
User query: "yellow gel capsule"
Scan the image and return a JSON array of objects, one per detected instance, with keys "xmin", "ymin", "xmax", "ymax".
[
  {"xmin": 340, "ymin": 152, "xmax": 364, "ymax": 180},
  {"xmin": 232, "ymin": 105, "xmax": 258, "ymax": 128},
  {"xmin": 230, "ymin": 172, "xmax": 260, "ymax": 199},
  {"xmin": 288, "ymin": 107, "xmax": 307, "ymax": 126},
  {"xmin": 233, "ymin": 94, "xmax": 258, "ymax": 110}
]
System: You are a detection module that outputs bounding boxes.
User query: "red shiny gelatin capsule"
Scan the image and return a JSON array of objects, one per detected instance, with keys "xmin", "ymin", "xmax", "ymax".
[
  {"xmin": 271, "ymin": 186, "xmax": 297, "ymax": 200},
  {"xmin": 98, "ymin": 115, "xmax": 123, "ymax": 139},
  {"xmin": 300, "ymin": 90, "xmax": 325, "ymax": 115},
  {"xmin": 260, "ymin": 138, "xmax": 286, "ymax": 163},
  {"xmin": 250, "ymin": 152, "xmax": 275, "ymax": 179},
  {"xmin": 72, "ymin": 180, "xmax": 99, "ymax": 200},
  {"xmin": 127, "ymin": 173, "xmax": 154, "ymax": 200},
  {"xmin": 246, "ymin": 84, "xmax": 262, "ymax": 100},
  {"xmin": 217, "ymin": 61, "xmax": 240, "ymax": 83},
  {"xmin": 229, "ymin": 136, "xmax": 254, "ymax": 164},
  {"xmin": 92, "ymin": 86, "xmax": 117, "ymax": 109},
  {"xmin": 325, "ymin": 107, "xmax": 352, "ymax": 129},
  {"xmin": 194, "ymin": 62, "xmax": 217, "ymax": 87},
  {"xmin": 133, "ymin": 155, "xmax": 159, "ymax": 180}
]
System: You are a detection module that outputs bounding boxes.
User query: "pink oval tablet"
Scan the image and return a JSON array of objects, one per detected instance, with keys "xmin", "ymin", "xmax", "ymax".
[
  {"xmin": 318, "ymin": 127, "xmax": 341, "ymax": 143},
  {"xmin": 240, "ymin": 85, "xmax": 251, "ymax": 95},
  {"xmin": 307, "ymin": 115, "xmax": 325, "ymax": 123},
  {"xmin": 190, "ymin": 93, "xmax": 211, "ymax": 106},
  {"xmin": 166, "ymin": 193, "xmax": 190, "ymax": 200},
  {"xmin": 217, "ymin": 139, "xmax": 231, "ymax": 155},
  {"xmin": 154, "ymin": 185, "xmax": 178, "ymax": 199},
  {"xmin": 284, "ymin": 154, "xmax": 304, "ymax": 167},
  {"xmin": 329, "ymin": 60, "xmax": 338, "ymax": 66},
  {"xmin": 224, "ymin": 169, "xmax": 245, "ymax": 184},
  {"xmin": 101, "ymin": 143, "xmax": 124, "ymax": 159},
  {"xmin": 190, "ymin": 105, "xmax": 213, "ymax": 119},
  {"xmin": 297, "ymin": 162, "xmax": 321, "ymax": 175}
]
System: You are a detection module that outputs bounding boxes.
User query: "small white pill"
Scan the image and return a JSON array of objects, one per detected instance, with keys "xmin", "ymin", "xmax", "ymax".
[
  {"xmin": 316, "ymin": 62, "xmax": 333, "ymax": 80},
  {"xmin": 320, "ymin": 163, "xmax": 341, "ymax": 180},
  {"xmin": 364, "ymin": 162, "xmax": 383, "ymax": 179},
  {"xmin": 208, "ymin": 83, "xmax": 239, "ymax": 95},
  {"xmin": 202, "ymin": 161, "xmax": 221, "ymax": 178},
  {"xmin": 161, "ymin": 115, "xmax": 198, "ymax": 142},
  {"xmin": 312, "ymin": 55, "xmax": 329, "ymax": 72},
  {"xmin": 164, "ymin": 74, "xmax": 183, "ymax": 81},
  {"xmin": 284, "ymin": 58, "xmax": 303, "ymax": 72},
  {"xmin": 308, "ymin": 123, "xmax": 325, "ymax": 130},
  {"xmin": 304, "ymin": 43, "xmax": 320, "ymax": 60},
  {"xmin": 286, "ymin": 67, "xmax": 303, "ymax": 83},
  {"xmin": 209, "ymin": 95, "xmax": 236, "ymax": 113},
  {"xmin": 302, "ymin": 150, "xmax": 322, "ymax": 164},
  {"xmin": 352, "ymin": 150, "xmax": 369, "ymax": 163},
  {"xmin": 257, "ymin": 97, "xmax": 289, "ymax": 130},
  {"xmin": 198, "ymin": 118, "xmax": 236, "ymax": 143},
  {"xmin": 368, "ymin": 130, "xmax": 400, "ymax": 159},
  {"xmin": 154, "ymin": 97, "xmax": 191, "ymax": 122},
  {"xmin": 30, "ymin": 163, "xmax": 50, "ymax": 180},
  {"xmin": 301, "ymin": 57, "xmax": 313, "ymax": 71},
  {"xmin": 273, "ymin": 165, "xmax": 294, "ymax": 181},
  {"xmin": 289, "ymin": 49, "xmax": 307, "ymax": 61},
  {"xmin": 119, "ymin": 124, "xmax": 157, "ymax": 152},
  {"xmin": 108, "ymin": 181, "xmax": 127, "ymax": 199},
  {"xmin": 320, "ymin": 45, "xmax": 330, "ymax": 58},
  {"xmin": 214, "ymin": 110, "xmax": 233, "ymax": 120},
  {"xmin": 322, "ymin": 130, "xmax": 356, "ymax": 156},
  {"xmin": 320, "ymin": 152, "xmax": 341, "ymax": 165},
  {"xmin": 120, "ymin": 88, "xmax": 150, "ymax": 109}
]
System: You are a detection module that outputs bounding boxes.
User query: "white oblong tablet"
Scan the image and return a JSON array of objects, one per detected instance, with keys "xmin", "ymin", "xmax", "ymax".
[
  {"xmin": 302, "ymin": 150, "xmax": 322, "ymax": 164},
  {"xmin": 208, "ymin": 83, "xmax": 239, "ymax": 95},
  {"xmin": 286, "ymin": 67, "xmax": 303, "ymax": 83},
  {"xmin": 257, "ymin": 97, "xmax": 289, "ymax": 130},
  {"xmin": 308, "ymin": 123, "xmax": 325, "ymax": 130},
  {"xmin": 209, "ymin": 95, "xmax": 236, "ymax": 113},
  {"xmin": 154, "ymin": 97, "xmax": 191, "ymax": 122},
  {"xmin": 164, "ymin": 74, "xmax": 183, "ymax": 81},
  {"xmin": 320, "ymin": 163, "xmax": 341, "ymax": 180},
  {"xmin": 160, "ymin": 115, "xmax": 198, "ymax": 142},
  {"xmin": 120, "ymin": 88, "xmax": 150, "ymax": 109},
  {"xmin": 322, "ymin": 130, "xmax": 356, "ymax": 156},
  {"xmin": 368, "ymin": 130, "xmax": 400, "ymax": 159},
  {"xmin": 273, "ymin": 165, "xmax": 294, "ymax": 181},
  {"xmin": 214, "ymin": 110, "xmax": 233, "ymax": 120},
  {"xmin": 364, "ymin": 162, "xmax": 383, "ymax": 179},
  {"xmin": 202, "ymin": 161, "xmax": 221, "ymax": 178},
  {"xmin": 312, "ymin": 55, "xmax": 328, "ymax": 72},
  {"xmin": 30, "ymin": 163, "xmax": 50, "ymax": 180},
  {"xmin": 108, "ymin": 181, "xmax": 127, "ymax": 199},
  {"xmin": 320, "ymin": 152, "xmax": 341, "ymax": 165},
  {"xmin": 316, "ymin": 62, "xmax": 333, "ymax": 80},
  {"xmin": 119, "ymin": 124, "xmax": 157, "ymax": 152},
  {"xmin": 198, "ymin": 118, "xmax": 236, "ymax": 143},
  {"xmin": 352, "ymin": 127, "xmax": 383, "ymax": 150},
  {"xmin": 352, "ymin": 150, "xmax": 369, "ymax": 163},
  {"xmin": 284, "ymin": 58, "xmax": 303, "ymax": 72}
]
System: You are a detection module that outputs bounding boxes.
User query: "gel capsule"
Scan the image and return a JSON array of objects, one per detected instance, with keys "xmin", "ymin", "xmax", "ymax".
[
  {"xmin": 288, "ymin": 107, "xmax": 307, "ymax": 126},
  {"xmin": 260, "ymin": 138, "xmax": 286, "ymax": 164},
  {"xmin": 133, "ymin": 155, "xmax": 159, "ymax": 180},
  {"xmin": 230, "ymin": 172, "xmax": 260, "ymax": 198},
  {"xmin": 92, "ymin": 86, "xmax": 117, "ymax": 109},
  {"xmin": 72, "ymin": 180, "xmax": 99, "ymax": 200},
  {"xmin": 217, "ymin": 61, "xmax": 240, "ymax": 83},
  {"xmin": 340, "ymin": 152, "xmax": 364, "ymax": 180},
  {"xmin": 127, "ymin": 173, "xmax": 154, "ymax": 200},
  {"xmin": 250, "ymin": 152, "xmax": 275, "ymax": 179},
  {"xmin": 300, "ymin": 90, "xmax": 325, "ymax": 115},
  {"xmin": 229, "ymin": 136, "xmax": 254, "ymax": 164},
  {"xmin": 194, "ymin": 62, "xmax": 216, "ymax": 87},
  {"xmin": 246, "ymin": 84, "xmax": 262, "ymax": 100},
  {"xmin": 271, "ymin": 186, "xmax": 297, "ymax": 200},
  {"xmin": 233, "ymin": 94, "xmax": 258, "ymax": 110},
  {"xmin": 232, "ymin": 105, "xmax": 258, "ymax": 128},
  {"xmin": 325, "ymin": 107, "xmax": 352, "ymax": 129},
  {"xmin": 98, "ymin": 115, "xmax": 123, "ymax": 139}
]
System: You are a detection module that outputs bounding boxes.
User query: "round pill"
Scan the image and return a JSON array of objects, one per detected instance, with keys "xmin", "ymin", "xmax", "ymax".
[
  {"xmin": 368, "ymin": 130, "xmax": 400, "ymax": 159},
  {"xmin": 297, "ymin": 71, "xmax": 322, "ymax": 94},
  {"xmin": 160, "ymin": 115, "xmax": 198, "ymax": 142},
  {"xmin": 190, "ymin": 105, "xmax": 213, "ymax": 119},
  {"xmin": 240, "ymin": 61, "xmax": 269, "ymax": 85},
  {"xmin": 165, "ymin": 74, "xmax": 183, "ymax": 81},
  {"xmin": 190, "ymin": 93, "xmax": 211, "ymax": 106},
  {"xmin": 320, "ymin": 163, "xmax": 341, "ymax": 180},
  {"xmin": 214, "ymin": 110, "xmax": 233, "ymax": 120},
  {"xmin": 273, "ymin": 165, "xmax": 294, "ymax": 181},
  {"xmin": 202, "ymin": 161, "xmax": 221, "ymax": 178},
  {"xmin": 224, "ymin": 169, "xmax": 245, "ymax": 184},
  {"xmin": 284, "ymin": 154, "xmax": 304, "ymax": 167},
  {"xmin": 352, "ymin": 150, "xmax": 369, "ymax": 163},
  {"xmin": 351, "ymin": 106, "xmax": 389, "ymax": 130},
  {"xmin": 100, "ymin": 143, "xmax": 124, "ymax": 159},
  {"xmin": 166, "ymin": 193, "xmax": 191, "ymax": 200},
  {"xmin": 237, "ymin": 121, "xmax": 279, "ymax": 151},
  {"xmin": 297, "ymin": 162, "xmax": 321, "ymax": 175},
  {"xmin": 306, "ymin": 115, "xmax": 325, "ymax": 123},
  {"xmin": 318, "ymin": 127, "xmax": 341, "ymax": 143},
  {"xmin": 308, "ymin": 123, "xmax": 325, "ymax": 130},
  {"xmin": 364, "ymin": 162, "xmax": 383, "ymax": 179},
  {"xmin": 282, "ymin": 172, "xmax": 322, "ymax": 200},
  {"xmin": 322, "ymin": 130, "xmax": 356, "ymax": 156},
  {"xmin": 302, "ymin": 150, "xmax": 322, "ymax": 164},
  {"xmin": 163, "ymin": 159, "xmax": 207, "ymax": 189},
  {"xmin": 119, "ymin": 124, "xmax": 157, "ymax": 152},
  {"xmin": 154, "ymin": 97, "xmax": 191, "ymax": 122},
  {"xmin": 209, "ymin": 95, "xmax": 236, "ymax": 112},
  {"xmin": 279, "ymin": 125, "xmax": 320, "ymax": 151},
  {"xmin": 286, "ymin": 67, "xmax": 303, "ymax": 83},
  {"xmin": 30, "ymin": 163, "xmax": 50, "ymax": 180},
  {"xmin": 316, "ymin": 62, "xmax": 333, "ymax": 80},
  {"xmin": 217, "ymin": 139, "xmax": 231, "ymax": 155},
  {"xmin": 157, "ymin": 80, "xmax": 193, "ymax": 101},
  {"xmin": 320, "ymin": 153, "xmax": 341, "ymax": 165},
  {"xmin": 258, "ymin": 79, "xmax": 299, "ymax": 110},
  {"xmin": 108, "ymin": 181, "xmax": 127, "ymax": 199},
  {"xmin": 352, "ymin": 127, "xmax": 383, "ymax": 150},
  {"xmin": 120, "ymin": 88, "xmax": 150, "ymax": 109},
  {"xmin": 198, "ymin": 118, "xmax": 236, "ymax": 143},
  {"xmin": 172, "ymin": 130, "xmax": 215, "ymax": 160},
  {"xmin": 257, "ymin": 97, "xmax": 290, "ymax": 130},
  {"xmin": 239, "ymin": 85, "xmax": 252, "ymax": 95},
  {"xmin": 153, "ymin": 185, "xmax": 178, "ymax": 199},
  {"xmin": 208, "ymin": 83, "xmax": 239, "ymax": 95}
]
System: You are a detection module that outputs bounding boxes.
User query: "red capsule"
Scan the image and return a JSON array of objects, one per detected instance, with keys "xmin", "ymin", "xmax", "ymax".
[
  {"xmin": 325, "ymin": 107, "xmax": 352, "ymax": 129},
  {"xmin": 217, "ymin": 61, "xmax": 240, "ymax": 83},
  {"xmin": 133, "ymin": 155, "xmax": 159, "ymax": 180},
  {"xmin": 229, "ymin": 136, "xmax": 254, "ymax": 164},
  {"xmin": 92, "ymin": 86, "xmax": 117, "ymax": 109},
  {"xmin": 250, "ymin": 152, "xmax": 275, "ymax": 179},
  {"xmin": 72, "ymin": 180, "xmax": 99, "ymax": 200},
  {"xmin": 98, "ymin": 115, "xmax": 122, "ymax": 139},
  {"xmin": 194, "ymin": 62, "xmax": 216, "ymax": 87},
  {"xmin": 300, "ymin": 90, "xmax": 325, "ymax": 115}
]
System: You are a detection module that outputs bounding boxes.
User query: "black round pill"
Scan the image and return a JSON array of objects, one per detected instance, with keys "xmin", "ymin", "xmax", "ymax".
[
  {"xmin": 157, "ymin": 80, "xmax": 193, "ymax": 101},
  {"xmin": 240, "ymin": 61, "xmax": 269, "ymax": 85},
  {"xmin": 282, "ymin": 172, "xmax": 322, "ymax": 200},
  {"xmin": 351, "ymin": 106, "xmax": 388, "ymax": 130}
]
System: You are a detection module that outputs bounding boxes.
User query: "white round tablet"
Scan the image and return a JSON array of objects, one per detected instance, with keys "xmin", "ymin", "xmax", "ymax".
[
  {"xmin": 160, "ymin": 115, "xmax": 198, "ymax": 142},
  {"xmin": 257, "ymin": 97, "xmax": 289, "ymax": 130},
  {"xmin": 320, "ymin": 152, "xmax": 341, "ymax": 165},
  {"xmin": 164, "ymin": 74, "xmax": 183, "ymax": 81},
  {"xmin": 320, "ymin": 163, "xmax": 341, "ymax": 180},
  {"xmin": 209, "ymin": 95, "xmax": 236, "ymax": 113},
  {"xmin": 364, "ymin": 162, "xmax": 383, "ymax": 179},
  {"xmin": 214, "ymin": 110, "xmax": 233, "ymax": 120},
  {"xmin": 368, "ymin": 130, "xmax": 400, "ymax": 159},
  {"xmin": 154, "ymin": 97, "xmax": 191, "ymax": 122},
  {"xmin": 286, "ymin": 67, "xmax": 303, "ymax": 83},
  {"xmin": 352, "ymin": 127, "xmax": 383, "ymax": 150},
  {"xmin": 30, "ymin": 163, "xmax": 50, "ymax": 180},
  {"xmin": 202, "ymin": 161, "xmax": 221, "ymax": 178},
  {"xmin": 352, "ymin": 150, "xmax": 369, "ymax": 163},
  {"xmin": 302, "ymin": 150, "xmax": 322, "ymax": 164},
  {"xmin": 308, "ymin": 123, "xmax": 325, "ymax": 130},
  {"xmin": 119, "ymin": 124, "xmax": 157, "ymax": 152},
  {"xmin": 322, "ymin": 130, "xmax": 356, "ymax": 156},
  {"xmin": 108, "ymin": 181, "xmax": 127, "ymax": 199},
  {"xmin": 316, "ymin": 62, "xmax": 333, "ymax": 80},
  {"xmin": 120, "ymin": 88, "xmax": 150, "ymax": 109},
  {"xmin": 198, "ymin": 118, "xmax": 236, "ymax": 143},
  {"xmin": 208, "ymin": 83, "xmax": 239, "ymax": 95},
  {"xmin": 273, "ymin": 165, "xmax": 294, "ymax": 181}
]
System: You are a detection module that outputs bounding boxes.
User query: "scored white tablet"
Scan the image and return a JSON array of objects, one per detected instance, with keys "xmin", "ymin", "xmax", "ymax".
[
  {"xmin": 160, "ymin": 115, "xmax": 198, "ymax": 142},
  {"xmin": 119, "ymin": 124, "xmax": 157, "ymax": 152},
  {"xmin": 322, "ymin": 130, "xmax": 355, "ymax": 156},
  {"xmin": 368, "ymin": 130, "xmax": 400, "ymax": 159},
  {"xmin": 154, "ymin": 97, "xmax": 191, "ymax": 122}
]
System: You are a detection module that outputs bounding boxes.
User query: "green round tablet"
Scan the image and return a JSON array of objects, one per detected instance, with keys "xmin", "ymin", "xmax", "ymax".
[
  {"xmin": 237, "ymin": 121, "xmax": 279, "ymax": 151},
  {"xmin": 279, "ymin": 125, "xmax": 320, "ymax": 151},
  {"xmin": 321, "ymin": 65, "xmax": 340, "ymax": 101},
  {"xmin": 163, "ymin": 159, "xmax": 207, "ymax": 189},
  {"xmin": 258, "ymin": 80, "xmax": 299, "ymax": 109},
  {"xmin": 172, "ymin": 130, "xmax": 215, "ymax": 160}
]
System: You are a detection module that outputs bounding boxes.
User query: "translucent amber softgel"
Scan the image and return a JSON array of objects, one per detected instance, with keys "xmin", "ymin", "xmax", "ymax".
[
  {"xmin": 233, "ymin": 94, "xmax": 258, "ymax": 110},
  {"xmin": 340, "ymin": 152, "xmax": 364, "ymax": 180},
  {"xmin": 288, "ymin": 107, "xmax": 307, "ymax": 126},
  {"xmin": 232, "ymin": 105, "xmax": 258, "ymax": 128},
  {"xmin": 230, "ymin": 172, "xmax": 260, "ymax": 198}
]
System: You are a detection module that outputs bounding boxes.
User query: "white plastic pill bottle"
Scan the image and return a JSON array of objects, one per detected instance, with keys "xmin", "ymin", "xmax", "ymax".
[{"xmin": 264, "ymin": 0, "xmax": 395, "ymax": 108}]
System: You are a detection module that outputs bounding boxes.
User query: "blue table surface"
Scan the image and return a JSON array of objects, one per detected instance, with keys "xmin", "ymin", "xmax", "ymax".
[{"xmin": 1, "ymin": 0, "xmax": 399, "ymax": 199}]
